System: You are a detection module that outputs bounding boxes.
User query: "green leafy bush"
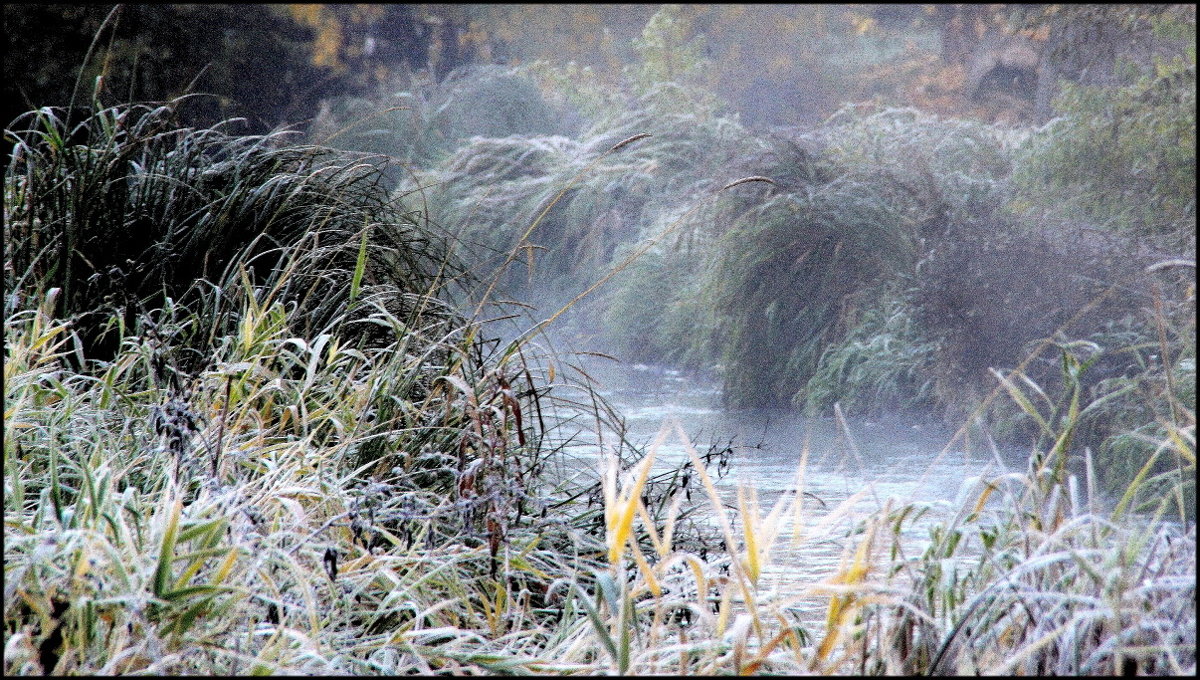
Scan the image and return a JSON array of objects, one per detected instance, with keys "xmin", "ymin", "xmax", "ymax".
[{"xmin": 1012, "ymin": 14, "xmax": 1195, "ymax": 241}]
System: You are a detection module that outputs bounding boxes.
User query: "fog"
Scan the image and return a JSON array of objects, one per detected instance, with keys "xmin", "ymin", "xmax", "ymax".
[{"xmin": 4, "ymin": 5, "xmax": 1194, "ymax": 675}]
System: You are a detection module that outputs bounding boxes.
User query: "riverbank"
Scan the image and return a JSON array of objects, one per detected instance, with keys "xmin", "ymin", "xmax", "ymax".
[
  {"xmin": 5, "ymin": 101, "xmax": 1194, "ymax": 673},
  {"xmin": 6, "ymin": 5, "xmax": 1194, "ymax": 671}
]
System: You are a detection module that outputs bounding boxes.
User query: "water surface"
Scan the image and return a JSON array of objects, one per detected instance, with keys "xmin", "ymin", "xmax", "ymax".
[{"xmin": 555, "ymin": 356, "xmax": 1031, "ymax": 623}]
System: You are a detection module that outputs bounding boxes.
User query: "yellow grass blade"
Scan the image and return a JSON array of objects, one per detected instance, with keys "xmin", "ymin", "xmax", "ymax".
[
  {"xmin": 628, "ymin": 530, "xmax": 661, "ymax": 598},
  {"xmin": 738, "ymin": 486, "xmax": 761, "ymax": 585},
  {"xmin": 603, "ymin": 433, "xmax": 659, "ymax": 566}
]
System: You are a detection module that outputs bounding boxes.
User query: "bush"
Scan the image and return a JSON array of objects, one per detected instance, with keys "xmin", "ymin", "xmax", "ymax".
[
  {"xmin": 910, "ymin": 215, "xmax": 1163, "ymax": 424},
  {"xmin": 1012, "ymin": 13, "xmax": 1195, "ymax": 242}
]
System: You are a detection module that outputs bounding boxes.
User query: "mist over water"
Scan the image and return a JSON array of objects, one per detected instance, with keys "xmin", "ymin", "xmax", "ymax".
[
  {"xmin": 567, "ymin": 350, "xmax": 1028, "ymax": 486},
  {"xmin": 4, "ymin": 4, "xmax": 1192, "ymax": 674},
  {"xmin": 552, "ymin": 354, "xmax": 1041, "ymax": 626}
]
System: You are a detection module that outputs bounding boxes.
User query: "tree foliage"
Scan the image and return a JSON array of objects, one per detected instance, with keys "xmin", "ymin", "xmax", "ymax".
[
  {"xmin": 1013, "ymin": 8, "xmax": 1195, "ymax": 240},
  {"xmin": 2, "ymin": 4, "xmax": 454, "ymax": 134}
]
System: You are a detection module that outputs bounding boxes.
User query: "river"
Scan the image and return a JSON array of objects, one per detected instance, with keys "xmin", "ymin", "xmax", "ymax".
[{"xmin": 550, "ymin": 355, "xmax": 1032, "ymax": 625}]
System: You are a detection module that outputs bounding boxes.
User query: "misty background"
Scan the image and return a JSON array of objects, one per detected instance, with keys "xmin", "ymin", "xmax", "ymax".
[
  {"xmin": 5, "ymin": 2, "xmax": 1195, "ymax": 481},
  {"xmin": 8, "ymin": 4, "xmax": 1180, "ymax": 134}
]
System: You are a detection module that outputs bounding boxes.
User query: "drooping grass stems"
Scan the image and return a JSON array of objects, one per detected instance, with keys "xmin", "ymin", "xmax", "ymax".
[
  {"xmin": 5, "ymin": 97, "xmax": 614, "ymax": 672},
  {"xmin": 505, "ymin": 175, "xmax": 780, "ymax": 356},
  {"xmin": 65, "ymin": 4, "xmax": 121, "ymax": 116},
  {"xmin": 467, "ymin": 133, "xmax": 655, "ymax": 323},
  {"xmin": 395, "ymin": 87, "xmax": 760, "ymax": 323},
  {"xmin": 5, "ymin": 99, "xmax": 459, "ymax": 368}
]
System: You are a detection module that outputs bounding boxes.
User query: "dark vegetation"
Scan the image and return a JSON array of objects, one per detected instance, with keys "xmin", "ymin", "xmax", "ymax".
[
  {"xmin": 6, "ymin": 100, "xmax": 455, "ymax": 368},
  {"xmin": 4, "ymin": 3, "xmax": 1194, "ymax": 675},
  {"xmin": 2, "ymin": 4, "xmax": 457, "ymax": 135}
]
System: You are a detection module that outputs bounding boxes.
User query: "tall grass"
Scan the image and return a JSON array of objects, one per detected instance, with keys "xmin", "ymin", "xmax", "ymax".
[
  {"xmin": 4, "ymin": 97, "xmax": 573, "ymax": 672},
  {"xmin": 867, "ymin": 356, "xmax": 1195, "ymax": 675},
  {"xmin": 540, "ymin": 339, "xmax": 1194, "ymax": 675},
  {"xmin": 802, "ymin": 286, "xmax": 939, "ymax": 416},
  {"xmin": 395, "ymin": 78, "xmax": 757, "ymax": 325},
  {"xmin": 2, "ymin": 284, "xmax": 612, "ymax": 673},
  {"xmin": 702, "ymin": 176, "xmax": 921, "ymax": 408},
  {"xmin": 5, "ymin": 99, "xmax": 457, "ymax": 370},
  {"xmin": 308, "ymin": 65, "xmax": 572, "ymax": 185}
]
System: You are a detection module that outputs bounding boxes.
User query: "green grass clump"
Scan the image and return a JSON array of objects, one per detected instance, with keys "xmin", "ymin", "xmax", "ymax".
[
  {"xmin": 590, "ymin": 105, "xmax": 1019, "ymax": 409},
  {"xmin": 309, "ymin": 65, "xmax": 573, "ymax": 184},
  {"xmin": 801, "ymin": 286, "xmax": 939, "ymax": 416},
  {"xmin": 397, "ymin": 81, "xmax": 756, "ymax": 324},
  {"xmin": 600, "ymin": 244, "xmax": 721, "ymax": 369},
  {"xmin": 703, "ymin": 180, "xmax": 920, "ymax": 409},
  {"xmin": 5, "ymin": 99, "xmax": 455, "ymax": 369}
]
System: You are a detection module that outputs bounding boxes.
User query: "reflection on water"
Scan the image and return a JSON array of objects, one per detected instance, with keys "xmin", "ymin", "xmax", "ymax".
[{"xmin": 556, "ymin": 356, "xmax": 1031, "ymax": 625}]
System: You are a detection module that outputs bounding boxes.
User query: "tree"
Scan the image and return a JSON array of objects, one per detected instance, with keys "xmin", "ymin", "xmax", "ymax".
[
  {"xmin": 2, "ymin": 4, "xmax": 456, "ymax": 134},
  {"xmin": 1010, "ymin": 4, "xmax": 1193, "ymax": 121}
]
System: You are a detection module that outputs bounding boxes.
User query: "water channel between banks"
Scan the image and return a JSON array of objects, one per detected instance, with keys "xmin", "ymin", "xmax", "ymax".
[{"xmin": 552, "ymin": 356, "xmax": 1033, "ymax": 626}]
